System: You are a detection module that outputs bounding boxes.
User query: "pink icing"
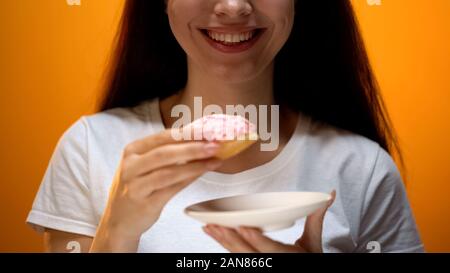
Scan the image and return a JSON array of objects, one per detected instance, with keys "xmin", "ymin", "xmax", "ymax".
[{"xmin": 188, "ymin": 114, "xmax": 257, "ymax": 141}]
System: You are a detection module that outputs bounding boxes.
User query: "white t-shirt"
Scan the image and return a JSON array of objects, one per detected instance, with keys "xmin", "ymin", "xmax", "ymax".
[{"xmin": 26, "ymin": 98, "xmax": 424, "ymax": 253}]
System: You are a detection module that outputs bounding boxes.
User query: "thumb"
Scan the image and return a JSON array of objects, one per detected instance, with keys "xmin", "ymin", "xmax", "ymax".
[{"xmin": 296, "ymin": 190, "xmax": 336, "ymax": 253}]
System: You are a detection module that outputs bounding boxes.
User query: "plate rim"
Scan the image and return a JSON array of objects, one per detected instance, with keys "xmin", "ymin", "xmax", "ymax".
[{"xmin": 184, "ymin": 191, "xmax": 331, "ymax": 217}]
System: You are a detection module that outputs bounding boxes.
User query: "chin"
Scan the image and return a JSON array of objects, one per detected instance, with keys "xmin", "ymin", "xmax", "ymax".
[{"xmin": 209, "ymin": 63, "xmax": 263, "ymax": 84}]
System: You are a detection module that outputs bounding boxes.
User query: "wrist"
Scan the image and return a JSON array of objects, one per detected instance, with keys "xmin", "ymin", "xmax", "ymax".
[{"xmin": 90, "ymin": 222, "xmax": 141, "ymax": 253}]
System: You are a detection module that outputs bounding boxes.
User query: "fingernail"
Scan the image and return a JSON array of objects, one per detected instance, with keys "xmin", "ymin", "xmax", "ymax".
[
  {"xmin": 203, "ymin": 226, "xmax": 210, "ymax": 234},
  {"xmin": 204, "ymin": 142, "xmax": 220, "ymax": 155},
  {"xmin": 328, "ymin": 190, "xmax": 336, "ymax": 205},
  {"xmin": 206, "ymin": 159, "xmax": 222, "ymax": 170}
]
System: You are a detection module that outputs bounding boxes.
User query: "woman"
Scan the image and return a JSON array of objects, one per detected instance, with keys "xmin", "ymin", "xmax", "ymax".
[{"xmin": 27, "ymin": 0, "xmax": 423, "ymax": 252}]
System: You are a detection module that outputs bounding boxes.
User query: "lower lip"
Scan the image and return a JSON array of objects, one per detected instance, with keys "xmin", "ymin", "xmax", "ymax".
[{"xmin": 201, "ymin": 29, "xmax": 265, "ymax": 54}]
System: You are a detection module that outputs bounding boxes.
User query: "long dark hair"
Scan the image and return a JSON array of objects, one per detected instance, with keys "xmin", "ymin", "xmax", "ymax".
[{"xmin": 99, "ymin": 0, "xmax": 403, "ymax": 166}]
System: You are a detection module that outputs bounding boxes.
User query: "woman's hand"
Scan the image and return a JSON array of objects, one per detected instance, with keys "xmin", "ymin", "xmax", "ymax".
[
  {"xmin": 203, "ymin": 190, "xmax": 336, "ymax": 253},
  {"xmin": 90, "ymin": 129, "xmax": 223, "ymax": 252}
]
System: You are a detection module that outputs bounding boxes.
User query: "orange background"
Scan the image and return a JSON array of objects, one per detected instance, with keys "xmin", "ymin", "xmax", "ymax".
[{"xmin": 0, "ymin": 0, "xmax": 449, "ymax": 252}]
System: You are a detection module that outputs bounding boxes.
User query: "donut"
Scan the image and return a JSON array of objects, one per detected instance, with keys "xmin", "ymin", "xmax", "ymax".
[{"xmin": 186, "ymin": 114, "xmax": 259, "ymax": 160}]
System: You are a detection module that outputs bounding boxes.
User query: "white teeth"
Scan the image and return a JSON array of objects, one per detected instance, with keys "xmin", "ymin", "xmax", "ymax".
[{"xmin": 206, "ymin": 30, "xmax": 256, "ymax": 44}]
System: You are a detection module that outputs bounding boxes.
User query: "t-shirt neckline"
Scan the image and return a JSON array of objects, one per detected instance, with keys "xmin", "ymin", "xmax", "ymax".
[{"xmin": 147, "ymin": 98, "xmax": 310, "ymax": 186}]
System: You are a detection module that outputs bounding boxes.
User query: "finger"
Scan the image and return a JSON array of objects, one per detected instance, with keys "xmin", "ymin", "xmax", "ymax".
[
  {"xmin": 237, "ymin": 227, "xmax": 301, "ymax": 253},
  {"xmin": 149, "ymin": 178, "xmax": 196, "ymax": 210},
  {"xmin": 306, "ymin": 190, "xmax": 336, "ymax": 225},
  {"xmin": 133, "ymin": 158, "xmax": 222, "ymax": 196},
  {"xmin": 297, "ymin": 190, "xmax": 336, "ymax": 253},
  {"xmin": 204, "ymin": 225, "xmax": 257, "ymax": 253},
  {"xmin": 124, "ymin": 129, "xmax": 183, "ymax": 155},
  {"xmin": 151, "ymin": 161, "xmax": 219, "ymax": 205},
  {"xmin": 127, "ymin": 141, "xmax": 220, "ymax": 177}
]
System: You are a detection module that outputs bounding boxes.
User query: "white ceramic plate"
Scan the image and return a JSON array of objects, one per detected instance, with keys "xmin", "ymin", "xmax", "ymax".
[{"xmin": 184, "ymin": 191, "xmax": 332, "ymax": 232}]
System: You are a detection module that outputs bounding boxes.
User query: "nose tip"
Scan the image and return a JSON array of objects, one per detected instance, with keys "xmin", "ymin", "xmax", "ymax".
[{"xmin": 214, "ymin": 0, "xmax": 253, "ymax": 18}]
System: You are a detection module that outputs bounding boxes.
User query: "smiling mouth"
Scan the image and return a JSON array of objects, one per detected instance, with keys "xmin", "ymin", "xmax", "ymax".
[
  {"xmin": 201, "ymin": 29, "xmax": 261, "ymax": 44},
  {"xmin": 199, "ymin": 28, "xmax": 265, "ymax": 53}
]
